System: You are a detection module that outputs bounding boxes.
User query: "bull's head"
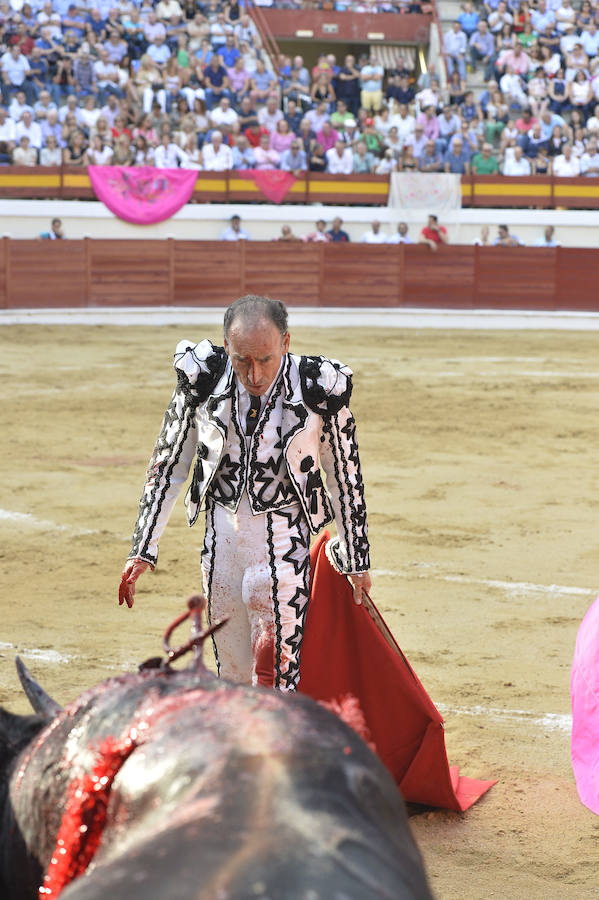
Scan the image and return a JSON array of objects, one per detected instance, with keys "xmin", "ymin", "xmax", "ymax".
[{"xmin": 0, "ymin": 657, "xmax": 61, "ymax": 786}]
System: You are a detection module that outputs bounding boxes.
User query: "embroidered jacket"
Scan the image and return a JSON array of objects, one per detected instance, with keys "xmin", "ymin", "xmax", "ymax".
[{"xmin": 129, "ymin": 339, "xmax": 370, "ymax": 574}]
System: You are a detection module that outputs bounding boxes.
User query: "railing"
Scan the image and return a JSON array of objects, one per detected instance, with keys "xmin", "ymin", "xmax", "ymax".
[
  {"xmin": 3, "ymin": 167, "xmax": 599, "ymax": 209},
  {"xmin": 246, "ymin": 0, "xmax": 281, "ymax": 77},
  {"xmin": 2, "ymin": 239, "xmax": 599, "ymax": 311}
]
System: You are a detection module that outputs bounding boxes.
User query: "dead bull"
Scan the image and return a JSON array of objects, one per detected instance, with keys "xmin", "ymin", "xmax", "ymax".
[{"xmin": 0, "ymin": 599, "xmax": 432, "ymax": 900}]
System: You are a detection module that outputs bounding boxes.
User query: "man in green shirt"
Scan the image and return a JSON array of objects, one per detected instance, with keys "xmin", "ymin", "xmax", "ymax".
[{"xmin": 471, "ymin": 142, "xmax": 499, "ymax": 174}]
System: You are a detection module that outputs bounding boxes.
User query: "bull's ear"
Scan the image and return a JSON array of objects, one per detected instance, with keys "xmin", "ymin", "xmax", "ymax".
[
  {"xmin": 15, "ymin": 657, "xmax": 62, "ymax": 722},
  {"xmin": 0, "ymin": 708, "xmax": 46, "ymax": 771}
]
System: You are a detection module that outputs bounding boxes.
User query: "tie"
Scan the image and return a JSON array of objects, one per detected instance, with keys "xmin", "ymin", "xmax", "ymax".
[{"xmin": 245, "ymin": 393, "xmax": 261, "ymax": 436}]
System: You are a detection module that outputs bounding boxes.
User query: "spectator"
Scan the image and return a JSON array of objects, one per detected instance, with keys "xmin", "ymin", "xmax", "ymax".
[
  {"xmin": 13, "ymin": 134, "xmax": 37, "ymax": 166},
  {"xmin": 359, "ymin": 54, "xmax": 384, "ymax": 112},
  {"xmin": 419, "ymin": 214, "xmax": 448, "ymax": 251},
  {"xmin": 568, "ymin": 69, "xmax": 593, "ymax": 117},
  {"xmin": 494, "ymin": 224, "xmax": 522, "ymax": 246},
  {"xmin": 444, "ymin": 21, "xmax": 467, "ymax": 81},
  {"xmin": 228, "ymin": 132, "xmax": 252, "ymax": 169},
  {"xmin": 258, "ymin": 95, "xmax": 283, "ymax": 133},
  {"xmin": 305, "ymin": 100, "xmax": 329, "ymax": 135},
  {"xmin": 280, "ymin": 138, "xmax": 307, "ymax": 174},
  {"xmin": 336, "ymin": 54, "xmax": 361, "ymax": 115},
  {"xmin": 15, "ymin": 110, "xmax": 42, "ymax": 151},
  {"xmin": 40, "ymin": 133, "xmax": 61, "ymax": 166},
  {"xmin": 253, "ymin": 132, "xmax": 280, "ymax": 169},
  {"xmin": 304, "ymin": 219, "xmax": 330, "ymax": 242},
  {"xmin": 553, "ymin": 142, "xmax": 581, "ymax": 175},
  {"xmin": 63, "ymin": 129, "xmax": 88, "ymax": 166},
  {"xmin": 39, "ymin": 217, "xmax": 65, "ymax": 240},
  {"xmin": 202, "ymin": 129, "xmax": 233, "ymax": 170},
  {"xmin": 458, "ymin": 1, "xmax": 480, "ymax": 37},
  {"xmin": 419, "ymin": 138, "xmax": 443, "ymax": 172},
  {"xmin": 580, "ymin": 137, "xmax": 599, "ymax": 175},
  {"xmin": 471, "ymin": 142, "xmax": 500, "ymax": 174},
  {"xmin": 249, "ymin": 58, "xmax": 276, "ymax": 106},
  {"xmin": 353, "ymin": 139, "xmax": 376, "ymax": 173},
  {"xmin": 534, "ymin": 225, "xmax": 560, "ymax": 246},
  {"xmin": 209, "ymin": 95, "xmax": 238, "ymax": 137},
  {"xmin": 274, "ymin": 224, "xmax": 302, "ymax": 242},
  {"xmin": 73, "ymin": 43, "xmax": 97, "ymax": 99},
  {"xmin": 313, "ymin": 119, "xmax": 336, "ymax": 154},
  {"xmin": 503, "ymin": 145, "xmax": 533, "ymax": 175},
  {"xmin": 1, "ymin": 44, "xmax": 33, "ymax": 106},
  {"xmin": 220, "ymin": 213, "xmax": 250, "ymax": 240},
  {"xmin": 227, "ymin": 56, "xmax": 250, "ymax": 105},
  {"xmin": 281, "ymin": 55, "xmax": 311, "ymax": 108},
  {"xmin": 154, "ymin": 132, "xmax": 188, "ymax": 167},
  {"xmin": 308, "ymin": 141, "xmax": 326, "ymax": 172},
  {"xmin": 325, "ymin": 139, "xmax": 353, "ymax": 174},
  {"xmin": 532, "ymin": 145, "xmax": 552, "ymax": 174},
  {"xmin": 444, "ymin": 137, "xmax": 471, "ymax": 173},
  {"xmin": 284, "ymin": 98, "xmax": 303, "ymax": 135},
  {"xmin": 473, "ymin": 225, "xmax": 491, "ymax": 246},
  {"xmin": 0, "ymin": 106, "xmax": 16, "ymax": 155},
  {"xmin": 85, "ymin": 133, "xmax": 114, "ymax": 165},
  {"xmin": 437, "ymin": 104, "xmax": 461, "ymax": 152},
  {"xmin": 270, "ymin": 118, "xmax": 295, "ymax": 154},
  {"xmin": 203, "ymin": 54, "xmax": 231, "ymax": 109},
  {"xmin": 327, "ymin": 216, "xmax": 350, "ymax": 242},
  {"xmin": 244, "ymin": 117, "xmax": 269, "ymax": 148},
  {"xmin": 388, "ymin": 222, "xmax": 413, "ymax": 244},
  {"xmin": 360, "ymin": 220, "xmax": 387, "ymax": 243}
]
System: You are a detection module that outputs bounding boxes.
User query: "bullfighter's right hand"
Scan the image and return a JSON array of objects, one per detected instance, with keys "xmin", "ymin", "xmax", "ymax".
[{"xmin": 119, "ymin": 558, "xmax": 151, "ymax": 608}]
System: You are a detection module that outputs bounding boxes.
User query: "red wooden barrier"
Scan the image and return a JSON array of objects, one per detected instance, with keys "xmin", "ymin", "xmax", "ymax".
[{"xmin": 3, "ymin": 240, "xmax": 599, "ymax": 312}]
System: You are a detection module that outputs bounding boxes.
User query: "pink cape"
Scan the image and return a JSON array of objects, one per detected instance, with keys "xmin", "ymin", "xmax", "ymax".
[
  {"xmin": 299, "ymin": 533, "xmax": 497, "ymax": 811},
  {"xmin": 571, "ymin": 595, "xmax": 599, "ymax": 814},
  {"xmin": 88, "ymin": 165, "xmax": 198, "ymax": 224}
]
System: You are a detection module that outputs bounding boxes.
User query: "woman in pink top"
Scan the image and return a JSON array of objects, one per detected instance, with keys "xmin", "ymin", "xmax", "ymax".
[
  {"xmin": 253, "ymin": 132, "xmax": 280, "ymax": 169},
  {"xmin": 270, "ymin": 119, "xmax": 295, "ymax": 153}
]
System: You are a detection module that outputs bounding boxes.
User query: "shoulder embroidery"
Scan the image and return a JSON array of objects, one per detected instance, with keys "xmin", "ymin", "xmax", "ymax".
[
  {"xmin": 299, "ymin": 355, "xmax": 353, "ymax": 416},
  {"xmin": 173, "ymin": 339, "xmax": 227, "ymax": 406}
]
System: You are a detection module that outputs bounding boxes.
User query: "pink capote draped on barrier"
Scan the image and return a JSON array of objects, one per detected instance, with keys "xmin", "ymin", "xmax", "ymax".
[
  {"xmin": 571, "ymin": 595, "xmax": 599, "ymax": 814},
  {"xmin": 299, "ymin": 533, "xmax": 497, "ymax": 811},
  {"xmin": 88, "ymin": 166, "xmax": 198, "ymax": 224},
  {"xmin": 238, "ymin": 169, "xmax": 297, "ymax": 204}
]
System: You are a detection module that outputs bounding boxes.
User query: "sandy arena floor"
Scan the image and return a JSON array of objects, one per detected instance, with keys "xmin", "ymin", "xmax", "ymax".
[{"xmin": 1, "ymin": 322, "xmax": 598, "ymax": 899}]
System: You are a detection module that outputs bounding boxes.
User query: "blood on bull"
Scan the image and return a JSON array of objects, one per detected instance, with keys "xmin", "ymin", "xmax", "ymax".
[{"xmin": 0, "ymin": 598, "xmax": 433, "ymax": 900}]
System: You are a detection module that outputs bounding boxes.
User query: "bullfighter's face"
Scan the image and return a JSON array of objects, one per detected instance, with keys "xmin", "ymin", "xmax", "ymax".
[{"xmin": 225, "ymin": 317, "xmax": 290, "ymax": 397}]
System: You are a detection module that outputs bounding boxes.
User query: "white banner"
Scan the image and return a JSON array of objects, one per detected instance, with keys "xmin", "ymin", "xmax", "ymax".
[{"xmin": 388, "ymin": 173, "xmax": 462, "ymax": 212}]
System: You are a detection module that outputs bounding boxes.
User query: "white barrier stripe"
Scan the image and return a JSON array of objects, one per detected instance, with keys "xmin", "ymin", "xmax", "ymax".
[{"xmin": 6, "ymin": 306, "xmax": 599, "ymax": 330}]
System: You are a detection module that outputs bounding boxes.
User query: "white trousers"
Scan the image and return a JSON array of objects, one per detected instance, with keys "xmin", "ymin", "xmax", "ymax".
[{"xmin": 201, "ymin": 494, "xmax": 311, "ymax": 691}]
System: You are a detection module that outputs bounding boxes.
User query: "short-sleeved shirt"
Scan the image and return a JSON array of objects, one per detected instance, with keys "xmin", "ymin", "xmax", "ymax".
[
  {"xmin": 204, "ymin": 63, "xmax": 228, "ymax": 88},
  {"xmin": 471, "ymin": 152, "xmax": 499, "ymax": 174}
]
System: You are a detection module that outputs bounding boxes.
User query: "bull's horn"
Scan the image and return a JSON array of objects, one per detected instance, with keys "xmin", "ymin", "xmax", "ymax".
[{"xmin": 15, "ymin": 656, "xmax": 62, "ymax": 720}]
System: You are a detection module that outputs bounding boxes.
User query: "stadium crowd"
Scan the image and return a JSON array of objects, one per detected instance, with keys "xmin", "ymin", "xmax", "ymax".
[
  {"xmin": 0, "ymin": 0, "xmax": 434, "ymax": 173},
  {"xmin": 1, "ymin": 0, "xmax": 596, "ymax": 176},
  {"xmin": 442, "ymin": 0, "xmax": 599, "ymax": 174}
]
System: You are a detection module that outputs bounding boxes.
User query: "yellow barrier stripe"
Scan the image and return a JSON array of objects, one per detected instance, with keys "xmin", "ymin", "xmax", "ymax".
[
  {"xmin": 227, "ymin": 178, "xmax": 260, "ymax": 192},
  {"xmin": 0, "ymin": 175, "xmax": 60, "ymax": 187},
  {"xmin": 63, "ymin": 174, "xmax": 91, "ymax": 187},
  {"xmin": 193, "ymin": 178, "xmax": 227, "ymax": 192},
  {"xmin": 553, "ymin": 184, "xmax": 599, "ymax": 198},
  {"xmin": 309, "ymin": 181, "xmax": 388, "ymax": 195},
  {"xmin": 474, "ymin": 182, "xmax": 551, "ymax": 197}
]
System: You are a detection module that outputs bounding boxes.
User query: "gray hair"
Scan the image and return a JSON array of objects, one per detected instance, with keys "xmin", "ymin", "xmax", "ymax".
[{"xmin": 224, "ymin": 295, "xmax": 288, "ymax": 337}]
